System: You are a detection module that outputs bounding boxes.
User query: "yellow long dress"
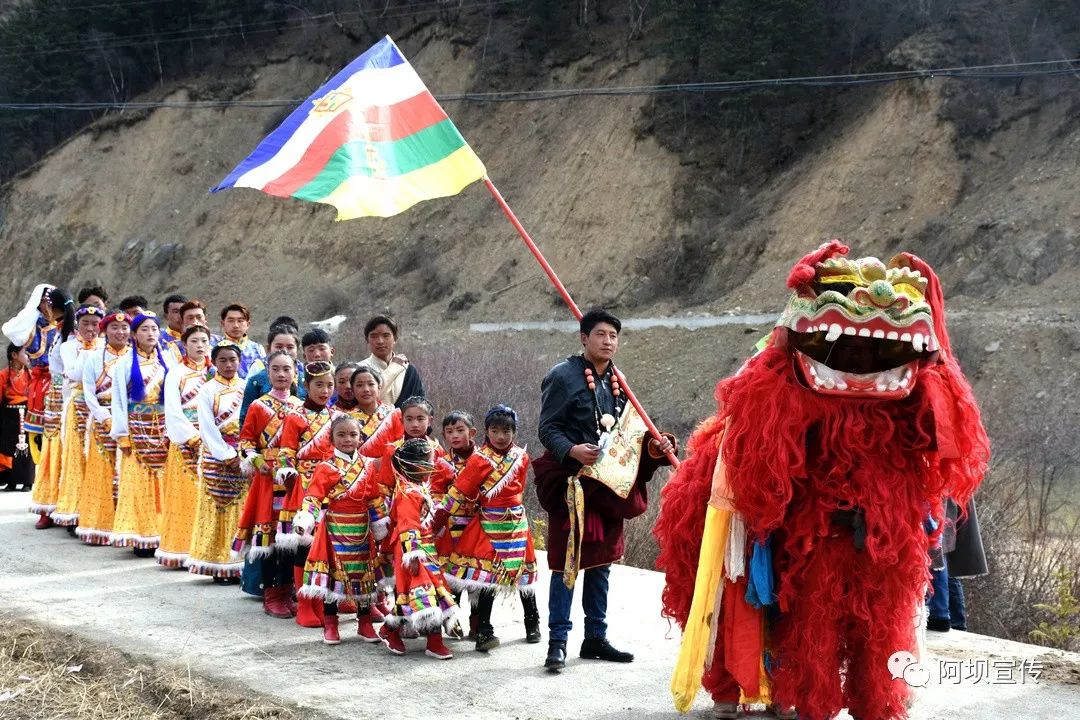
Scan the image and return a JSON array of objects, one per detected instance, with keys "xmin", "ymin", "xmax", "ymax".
[
  {"xmin": 155, "ymin": 358, "xmax": 210, "ymax": 567},
  {"xmin": 28, "ymin": 373, "xmax": 64, "ymax": 516},
  {"xmin": 185, "ymin": 375, "xmax": 246, "ymax": 578},
  {"xmin": 75, "ymin": 344, "xmax": 129, "ymax": 545},
  {"xmin": 52, "ymin": 337, "xmax": 103, "ymax": 526},
  {"xmin": 110, "ymin": 350, "xmax": 170, "ymax": 549}
]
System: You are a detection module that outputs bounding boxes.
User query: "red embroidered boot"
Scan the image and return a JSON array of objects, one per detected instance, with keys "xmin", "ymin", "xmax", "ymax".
[
  {"xmin": 380, "ymin": 624, "xmax": 406, "ymax": 655},
  {"xmin": 357, "ymin": 611, "xmax": 379, "ymax": 643},
  {"xmin": 35, "ymin": 514, "xmax": 54, "ymax": 529},
  {"xmin": 263, "ymin": 586, "xmax": 292, "ymax": 619},
  {"xmin": 425, "ymin": 632, "xmax": 453, "ymax": 660},
  {"xmin": 321, "ymin": 614, "xmax": 341, "ymax": 645},
  {"xmin": 295, "ymin": 594, "xmax": 324, "ymax": 628}
]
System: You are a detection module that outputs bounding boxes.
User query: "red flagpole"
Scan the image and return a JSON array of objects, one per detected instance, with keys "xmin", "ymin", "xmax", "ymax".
[{"xmin": 483, "ymin": 178, "xmax": 679, "ymax": 467}]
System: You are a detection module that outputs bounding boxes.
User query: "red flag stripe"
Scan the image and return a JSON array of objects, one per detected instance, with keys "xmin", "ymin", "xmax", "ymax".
[{"xmin": 261, "ymin": 90, "xmax": 449, "ymax": 198}]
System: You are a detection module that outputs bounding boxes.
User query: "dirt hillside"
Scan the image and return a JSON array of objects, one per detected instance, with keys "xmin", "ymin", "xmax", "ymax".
[{"xmin": 0, "ymin": 16, "xmax": 1078, "ymax": 462}]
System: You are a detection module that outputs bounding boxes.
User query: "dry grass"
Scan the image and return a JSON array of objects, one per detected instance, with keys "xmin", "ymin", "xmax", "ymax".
[
  {"xmin": 966, "ymin": 459, "xmax": 1080, "ymax": 650},
  {"xmin": 0, "ymin": 614, "xmax": 318, "ymax": 720}
]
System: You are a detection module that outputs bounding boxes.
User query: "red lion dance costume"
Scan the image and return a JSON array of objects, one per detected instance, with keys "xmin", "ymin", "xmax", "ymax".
[{"xmin": 655, "ymin": 241, "xmax": 989, "ymax": 720}]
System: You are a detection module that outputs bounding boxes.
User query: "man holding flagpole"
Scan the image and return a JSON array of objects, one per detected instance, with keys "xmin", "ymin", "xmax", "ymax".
[{"xmin": 533, "ymin": 309, "xmax": 676, "ymax": 672}]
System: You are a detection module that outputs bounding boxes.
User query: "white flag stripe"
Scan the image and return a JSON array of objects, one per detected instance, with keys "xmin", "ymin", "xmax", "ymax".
[{"xmin": 234, "ymin": 62, "xmax": 430, "ymax": 191}]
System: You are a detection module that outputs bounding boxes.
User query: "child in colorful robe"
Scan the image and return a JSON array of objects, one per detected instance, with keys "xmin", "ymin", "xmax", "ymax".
[
  {"xmin": 235, "ymin": 350, "xmax": 303, "ymax": 618},
  {"xmin": 277, "ymin": 360, "xmax": 338, "ymax": 626},
  {"xmin": 0, "ymin": 344, "xmax": 33, "ymax": 492},
  {"xmin": 110, "ymin": 313, "xmax": 174, "ymax": 555},
  {"xmin": 379, "ymin": 438, "xmax": 458, "ymax": 660},
  {"xmin": 75, "ymin": 312, "xmax": 130, "ymax": 545},
  {"xmin": 51, "ymin": 305, "xmax": 104, "ymax": 526},
  {"xmin": 30, "ymin": 337, "xmax": 68, "ymax": 522},
  {"xmin": 157, "ymin": 325, "xmax": 213, "ymax": 568},
  {"xmin": 433, "ymin": 405, "xmax": 540, "ymax": 651},
  {"xmin": 439, "ymin": 410, "xmax": 481, "ymax": 634},
  {"xmin": 294, "ymin": 415, "xmax": 390, "ymax": 644},
  {"xmin": 185, "ymin": 344, "xmax": 246, "ymax": 580},
  {"xmin": 373, "ymin": 397, "xmax": 447, "ymax": 594}
]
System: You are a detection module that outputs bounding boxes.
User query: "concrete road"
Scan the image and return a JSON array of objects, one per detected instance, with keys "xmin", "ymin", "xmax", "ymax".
[{"xmin": 0, "ymin": 494, "xmax": 1076, "ymax": 719}]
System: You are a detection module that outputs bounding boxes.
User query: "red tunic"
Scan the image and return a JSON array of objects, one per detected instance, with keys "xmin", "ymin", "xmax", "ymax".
[
  {"xmin": 347, "ymin": 403, "xmax": 404, "ymax": 458},
  {"xmin": 372, "ymin": 436, "xmax": 446, "ymax": 583},
  {"xmin": 233, "ymin": 393, "xmax": 303, "ymax": 557},
  {"xmin": 385, "ymin": 476, "xmax": 456, "ymax": 634},
  {"xmin": 299, "ymin": 452, "xmax": 387, "ymax": 603},
  {"xmin": 275, "ymin": 404, "xmax": 338, "ymax": 537},
  {"xmin": 441, "ymin": 444, "xmax": 537, "ymax": 592}
]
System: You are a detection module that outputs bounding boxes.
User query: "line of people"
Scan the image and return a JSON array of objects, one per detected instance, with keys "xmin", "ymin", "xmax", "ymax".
[{"xmin": 1, "ymin": 283, "xmax": 541, "ymax": 660}]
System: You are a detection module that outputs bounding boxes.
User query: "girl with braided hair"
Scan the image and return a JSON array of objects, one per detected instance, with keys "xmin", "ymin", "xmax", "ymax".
[{"xmin": 110, "ymin": 313, "xmax": 175, "ymax": 555}]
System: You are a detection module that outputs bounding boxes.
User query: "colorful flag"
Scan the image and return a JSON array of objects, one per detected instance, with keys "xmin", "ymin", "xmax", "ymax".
[{"xmin": 212, "ymin": 36, "xmax": 486, "ymax": 220}]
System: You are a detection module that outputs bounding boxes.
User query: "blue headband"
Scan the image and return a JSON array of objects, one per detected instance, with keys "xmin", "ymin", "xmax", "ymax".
[{"xmin": 485, "ymin": 404, "xmax": 518, "ymax": 425}]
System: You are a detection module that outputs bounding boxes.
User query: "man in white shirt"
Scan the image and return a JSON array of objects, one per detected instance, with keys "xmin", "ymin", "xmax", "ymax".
[{"xmin": 360, "ymin": 315, "xmax": 424, "ymax": 408}]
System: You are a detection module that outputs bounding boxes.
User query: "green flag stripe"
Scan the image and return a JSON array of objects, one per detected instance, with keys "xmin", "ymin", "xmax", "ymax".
[{"xmin": 293, "ymin": 118, "xmax": 467, "ymax": 202}]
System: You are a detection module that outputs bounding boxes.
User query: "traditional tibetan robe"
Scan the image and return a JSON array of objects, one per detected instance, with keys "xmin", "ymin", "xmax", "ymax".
[
  {"xmin": 346, "ymin": 403, "xmax": 404, "ymax": 459},
  {"xmin": 441, "ymin": 443, "xmax": 537, "ymax": 593},
  {"xmin": 384, "ymin": 474, "xmax": 457, "ymax": 634},
  {"xmin": 234, "ymin": 392, "xmax": 303, "ymax": 558},
  {"xmin": 275, "ymin": 403, "xmax": 338, "ymax": 539},
  {"xmin": 374, "ymin": 437, "xmax": 445, "ymax": 586},
  {"xmin": 185, "ymin": 374, "xmax": 246, "ymax": 578},
  {"xmin": 298, "ymin": 450, "xmax": 388, "ymax": 605},
  {"xmin": 0, "ymin": 365, "xmax": 32, "ymax": 489},
  {"xmin": 51, "ymin": 336, "xmax": 103, "ymax": 525},
  {"xmin": 27, "ymin": 338, "xmax": 65, "ymax": 516},
  {"xmin": 109, "ymin": 348, "xmax": 172, "ymax": 549},
  {"xmin": 75, "ymin": 345, "xmax": 129, "ymax": 545},
  {"xmin": 156, "ymin": 357, "xmax": 212, "ymax": 567}
]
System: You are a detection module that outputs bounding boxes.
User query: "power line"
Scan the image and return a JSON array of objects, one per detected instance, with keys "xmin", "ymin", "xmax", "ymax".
[
  {"xmin": 0, "ymin": 0, "xmax": 519, "ymax": 57},
  {"xmin": 0, "ymin": 58, "xmax": 1076, "ymax": 110}
]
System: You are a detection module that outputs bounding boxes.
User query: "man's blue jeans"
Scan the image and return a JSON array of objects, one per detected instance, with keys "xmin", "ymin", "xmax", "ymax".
[
  {"xmin": 928, "ymin": 565, "xmax": 968, "ymax": 631},
  {"xmin": 548, "ymin": 566, "xmax": 610, "ymax": 642}
]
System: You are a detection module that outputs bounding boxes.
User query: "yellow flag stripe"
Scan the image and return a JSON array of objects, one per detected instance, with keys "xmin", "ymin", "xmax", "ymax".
[{"xmin": 317, "ymin": 144, "xmax": 486, "ymax": 220}]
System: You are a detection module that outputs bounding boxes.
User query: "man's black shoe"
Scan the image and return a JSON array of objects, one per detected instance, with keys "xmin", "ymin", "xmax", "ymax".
[
  {"xmin": 544, "ymin": 640, "xmax": 566, "ymax": 671},
  {"xmin": 927, "ymin": 617, "xmax": 951, "ymax": 632},
  {"xmin": 580, "ymin": 637, "xmax": 634, "ymax": 663},
  {"xmin": 525, "ymin": 618, "xmax": 542, "ymax": 644},
  {"xmin": 475, "ymin": 630, "xmax": 500, "ymax": 652}
]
